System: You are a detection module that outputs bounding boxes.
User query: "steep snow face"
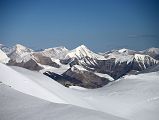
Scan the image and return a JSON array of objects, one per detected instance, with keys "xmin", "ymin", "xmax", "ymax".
[
  {"xmin": 0, "ymin": 50, "xmax": 10, "ymax": 63},
  {"xmin": 40, "ymin": 46, "xmax": 69, "ymax": 59},
  {"xmin": 8, "ymin": 44, "xmax": 33, "ymax": 62},
  {"xmin": 66, "ymin": 45, "xmax": 105, "ymax": 60},
  {"xmin": 134, "ymin": 54, "xmax": 158, "ymax": 65},
  {"xmin": 134, "ymin": 54, "xmax": 150, "ymax": 62}
]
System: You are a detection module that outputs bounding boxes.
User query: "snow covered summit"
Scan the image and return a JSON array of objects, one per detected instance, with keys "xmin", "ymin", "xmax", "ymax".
[
  {"xmin": 66, "ymin": 44, "xmax": 105, "ymax": 60},
  {"xmin": 8, "ymin": 44, "xmax": 33, "ymax": 63}
]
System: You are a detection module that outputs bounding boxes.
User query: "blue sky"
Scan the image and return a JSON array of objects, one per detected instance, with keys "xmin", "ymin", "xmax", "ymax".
[{"xmin": 0, "ymin": 0, "xmax": 158, "ymax": 52}]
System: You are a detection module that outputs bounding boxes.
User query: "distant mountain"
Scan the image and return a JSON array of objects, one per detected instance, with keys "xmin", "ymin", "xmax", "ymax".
[
  {"xmin": 0, "ymin": 43, "xmax": 159, "ymax": 88},
  {"xmin": 140, "ymin": 47, "xmax": 159, "ymax": 60},
  {"xmin": 94, "ymin": 52, "xmax": 158, "ymax": 79},
  {"xmin": 66, "ymin": 45, "xmax": 105, "ymax": 60},
  {"xmin": 8, "ymin": 44, "xmax": 34, "ymax": 63},
  {"xmin": 0, "ymin": 44, "xmax": 13, "ymax": 54},
  {"xmin": 63, "ymin": 46, "xmax": 158, "ymax": 79},
  {"xmin": 34, "ymin": 46, "xmax": 69, "ymax": 59},
  {"xmin": 0, "ymin": 49, "xmax": 10, "ymax": 63},
  {"xmin": 7, "ymin": 44, "xmax": 65, "ymax": 70},
  {"xmin": 99, "ymin": 48, "xmax": 138, "ymax": 56},
  {"xmin": 6, "ymin": 44, "xmax": 43, "ymax": 70}
]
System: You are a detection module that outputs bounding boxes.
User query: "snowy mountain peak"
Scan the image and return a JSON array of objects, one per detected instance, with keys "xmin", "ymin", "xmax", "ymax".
[
  {"xmin": 8, "ymin": 44, "xmax": 33, "ymax": 63},
  {"xmin": 118, "ymin": 48, "xmax": 128, "ymax": 53},
  {"xmin": 74, "ymin": 45, "xmax": 91, "ymax": 54},
  {"xmin": 66, "ymin": 45, "xmax": 105, "ymax": 60},
  {"xmin": 66, "ymin": 45, "xmax": 93, "ymax": 59},
  {"xmin": 14, "ymin": 44, "xmax": 33, "ymax": 52},
  {"xmin": 77, "ymin": 44, "xmax": 88, "ymax": 49},
  {"xmin": 15, "ymin": 44, "xmax": 26, "ymax": 49},
  {"xmin": 76, "ymin": 44, "xmax": 89, "ymax": 50}
]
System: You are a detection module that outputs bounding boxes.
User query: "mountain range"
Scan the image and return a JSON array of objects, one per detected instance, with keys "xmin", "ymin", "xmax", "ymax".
[{"xmin": 0, "ymin": 43, "xmax": 159, "ymax": 88}]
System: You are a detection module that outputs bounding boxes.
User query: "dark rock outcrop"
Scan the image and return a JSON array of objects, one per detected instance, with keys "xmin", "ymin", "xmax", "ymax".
[
  {"xmin": 63, "ymin": 67, "xmax": 110, "ymax": 88},
  {"xmin": 7, "ymin": 59, "xmax": 43, "ymax": 71}
]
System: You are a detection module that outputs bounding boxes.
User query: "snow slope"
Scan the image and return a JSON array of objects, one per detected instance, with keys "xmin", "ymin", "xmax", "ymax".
[
  {"xmin": 0, "ymin": 63, "xmax": 159, "ymax": 120},
  {"xmin": 0, "ymin": 84, "xmax": 125, "ymax": 120},
  {"xmin": 83, "ymin": 72, "xmax": 159, "ymax": 120},
  {"xmin": 0, "ymin": 63, "xmax": 93, "ymax": 109}
]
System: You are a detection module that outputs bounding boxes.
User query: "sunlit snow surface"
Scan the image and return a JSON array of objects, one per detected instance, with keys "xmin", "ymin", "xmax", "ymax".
[
  {"xmin": 0, "ymin": 84, "xmax": 125, "ymax": 120},
  {"xmin": 0, "ymin": 63, "xmax": 159, "ymax": 120}
]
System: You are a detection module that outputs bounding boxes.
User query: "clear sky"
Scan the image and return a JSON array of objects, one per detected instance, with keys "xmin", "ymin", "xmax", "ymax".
[{"xmin": 0, "ymin": 0, "xmax": 158, "ymax": 52}]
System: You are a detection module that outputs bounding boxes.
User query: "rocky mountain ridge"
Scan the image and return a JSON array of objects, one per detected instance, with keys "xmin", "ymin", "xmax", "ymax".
[{"xmin": 0, "ymin": 43, "xmax": 159, "ymax": 88}]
